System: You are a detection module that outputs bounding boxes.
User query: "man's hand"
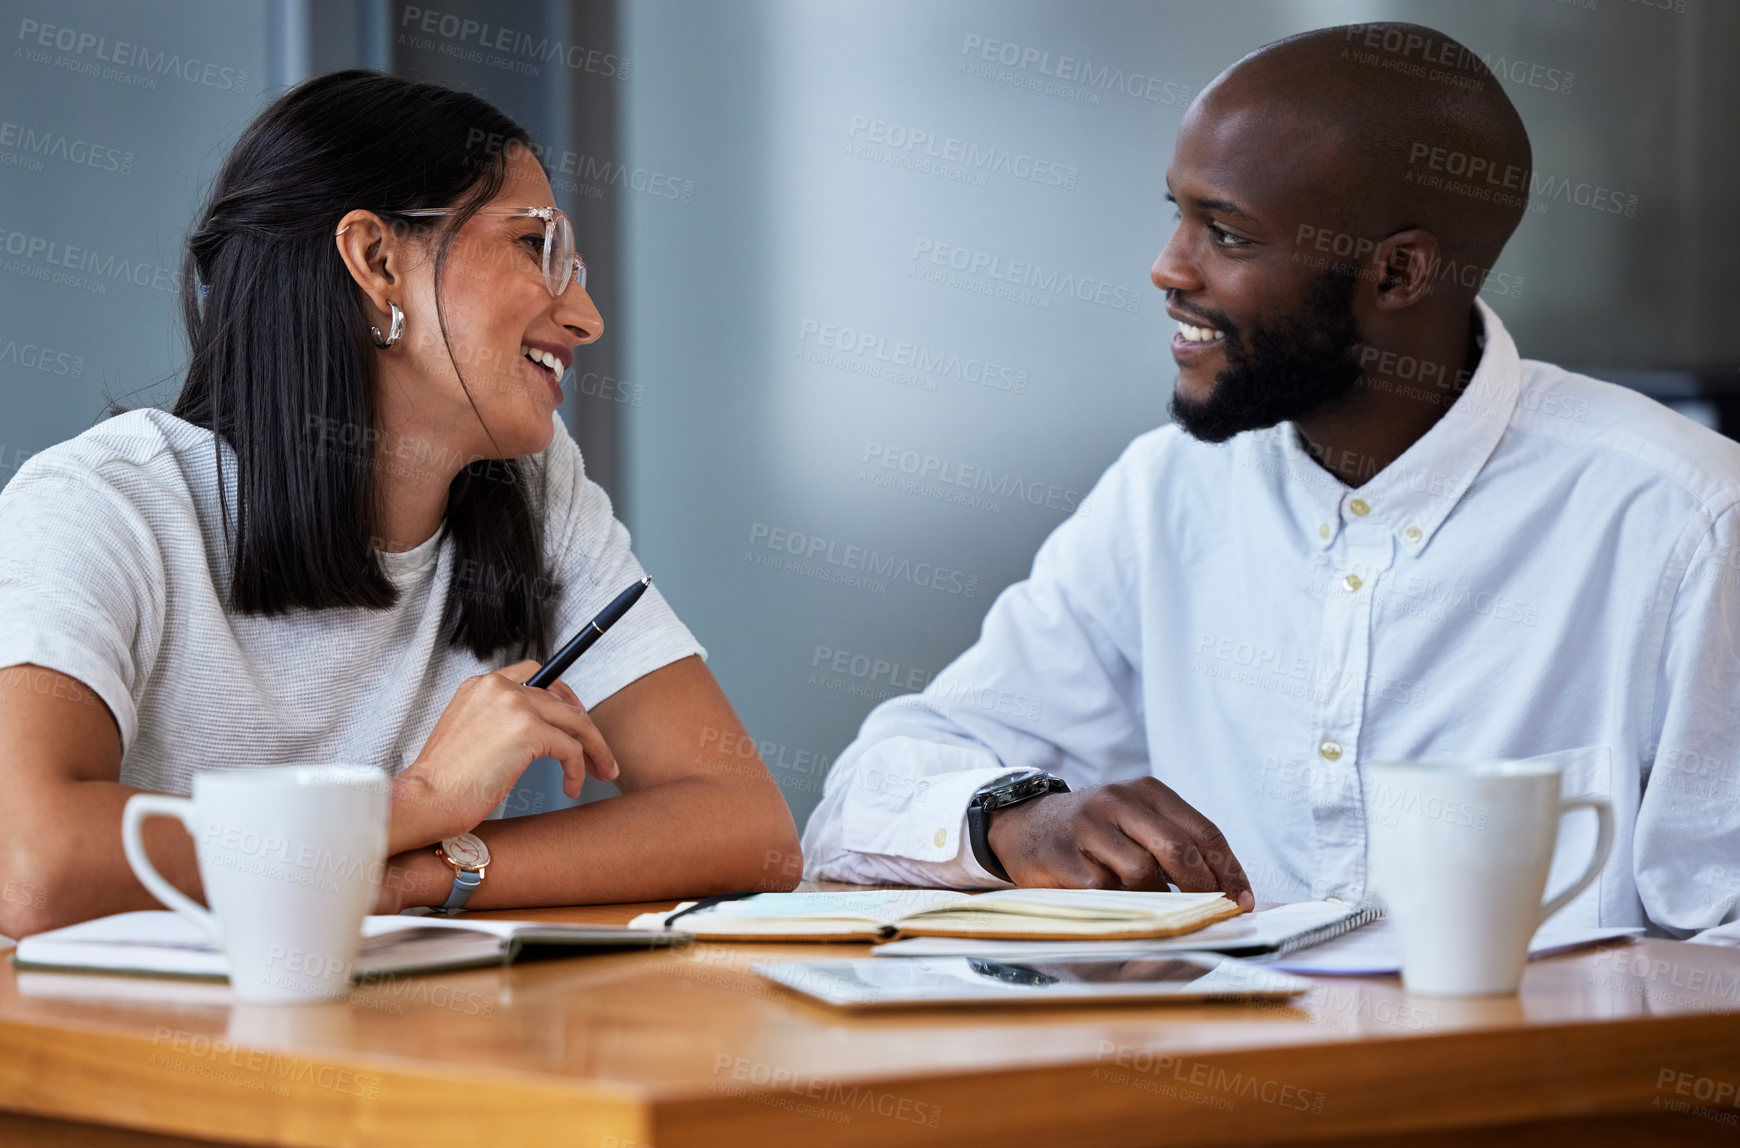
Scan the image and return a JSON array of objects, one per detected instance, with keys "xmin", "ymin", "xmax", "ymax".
[{"xmin": 984, "ymin": 778, "xmax": 1255, "ymax": 910}]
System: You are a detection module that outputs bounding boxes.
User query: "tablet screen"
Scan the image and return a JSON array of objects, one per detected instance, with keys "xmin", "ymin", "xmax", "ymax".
[{"xmin": 753, "ymin": 952, "xmax": 1310, "ymax": 1009}]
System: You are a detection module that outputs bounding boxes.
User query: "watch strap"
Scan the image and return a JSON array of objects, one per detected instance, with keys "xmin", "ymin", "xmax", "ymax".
[
  {"xmin": 439, "ymin": 866, "xmax": 482, "ymax": 912},
  {"xmin": 967, "ymin": 801, "xmax": 1012, "ymax": 882}
]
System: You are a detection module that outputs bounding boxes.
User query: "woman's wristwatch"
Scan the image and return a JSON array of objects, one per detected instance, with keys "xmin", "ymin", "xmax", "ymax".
[
  {"xmin": 965, "ymin": 769, "xmax": 1070, "ymax": 882},
  {"xmin": 432, "ymin": 832, "xmax": 490, "ymax": 913}
]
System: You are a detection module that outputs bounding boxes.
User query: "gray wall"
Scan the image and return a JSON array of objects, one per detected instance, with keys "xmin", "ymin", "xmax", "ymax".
[
  {"xmin": 0, "ymin": 0, "xmax": 271, "ymax": 473},
  {"xmin": 615, "ymin": 0, "xmax": 1740, "ymax": 827}
]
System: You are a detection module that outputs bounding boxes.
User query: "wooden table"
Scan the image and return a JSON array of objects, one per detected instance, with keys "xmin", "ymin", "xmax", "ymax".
[{"xmin": 2, "ymin": 900, "xmax": 1738, "ymax": 1148}]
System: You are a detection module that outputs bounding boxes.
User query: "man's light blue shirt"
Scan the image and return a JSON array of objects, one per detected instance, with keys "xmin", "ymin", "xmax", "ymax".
[{"xmin": 802, "ymin": 299, "xmax": 1740, "ymax": 942}]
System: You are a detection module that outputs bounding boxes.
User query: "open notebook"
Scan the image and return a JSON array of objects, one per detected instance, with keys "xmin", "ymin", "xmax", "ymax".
[
  {"xmin": 627, "ymin": 889, "xmax": 1243, "ymax": 942},
  {"xmin": 8, "ymin": 910, "xmax": 689, "ymax": 983}
]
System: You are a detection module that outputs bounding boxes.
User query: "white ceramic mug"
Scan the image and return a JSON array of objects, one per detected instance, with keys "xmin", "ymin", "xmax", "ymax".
[
  {"xmin": 122, "ymin": 764, "xmax": 389, "ymax": 1004},
  {"xmin": 1364, "ymin": 758, "xmax": 1613, "ymax": 996}
]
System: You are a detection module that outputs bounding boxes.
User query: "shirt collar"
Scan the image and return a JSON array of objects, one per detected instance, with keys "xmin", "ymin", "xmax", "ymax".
[{"xmin": 1273, "ymin": 296, "xmax": 1521, "ymax": 556}]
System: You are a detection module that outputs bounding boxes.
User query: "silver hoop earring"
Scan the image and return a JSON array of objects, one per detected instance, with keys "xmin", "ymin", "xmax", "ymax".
[{"xmin": 371, "ymin": 301, "xmax": 404, "ymax": 348}]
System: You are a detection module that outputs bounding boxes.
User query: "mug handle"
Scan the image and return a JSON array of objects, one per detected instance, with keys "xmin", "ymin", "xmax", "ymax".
[
  {"xmin": 121, "ymin": 794, "xmax": 221, "ymax": 942},
  {"xmin": 1539, "ymin": 795, "xmax": 1614, "ymax": 927}
]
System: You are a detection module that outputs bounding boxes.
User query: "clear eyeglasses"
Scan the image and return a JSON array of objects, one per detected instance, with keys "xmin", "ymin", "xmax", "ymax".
[{"xmin": 344, "ymin": 206, "xmax": 587, "ymax": 297}]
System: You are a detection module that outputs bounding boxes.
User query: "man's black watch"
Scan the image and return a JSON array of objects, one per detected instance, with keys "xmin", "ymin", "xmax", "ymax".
[{"xmin": 966, "ymin": 769, "xmax": 1070, "ymax": 882}]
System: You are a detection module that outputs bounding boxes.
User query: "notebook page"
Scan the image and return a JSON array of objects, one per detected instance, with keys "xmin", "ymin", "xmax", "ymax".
[
  {"xmin": 660, "ymin": 890, "xmax": 971, "ymax": 928},
  {"xmin": 916, "ymin": 889, "xmax": 1232, "ymax": 922},
  {"xmin": 1265, "ymin": 918, "xmax": 1643, "ymax": 975},
  {"xmin": 10, "ymin": 911, "xmax": 227, "ymax": 976}
]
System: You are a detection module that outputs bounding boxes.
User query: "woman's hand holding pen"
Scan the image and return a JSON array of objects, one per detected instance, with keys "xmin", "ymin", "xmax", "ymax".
[{"xmin": 388, "ymin": 658, "xmax": 620, "ymax": 853}]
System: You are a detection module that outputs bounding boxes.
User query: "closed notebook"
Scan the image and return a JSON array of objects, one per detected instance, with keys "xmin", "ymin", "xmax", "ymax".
[
  {"xmin": 8, "ymin": 910, "xmax": 689, "ymax": 982},
  {"xmin": 871, "ymin": 898, "xmax": 1382, "ymax": 960},
  {"xmin": 627, "ymin": 889, "xmax": 1243, "ymax": 942}
]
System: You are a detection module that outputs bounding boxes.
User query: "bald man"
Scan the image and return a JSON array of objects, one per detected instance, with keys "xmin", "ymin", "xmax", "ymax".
[{"xmin": 803, "ymin": 23, "xmax": 1740, "ymax": 942}]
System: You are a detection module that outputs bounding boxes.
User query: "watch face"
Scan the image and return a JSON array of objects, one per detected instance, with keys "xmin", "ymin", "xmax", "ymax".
[
  {"xmin": 988, "ymin": 772, "xmax": 1037, "ymax": 796},
  {"xmin": 982, "ymin": 771, "xmax": 1056, "ymax": 809},
  {"xmin": 441, "ymin": 832, "xmax": 490, "ymax": 870}
]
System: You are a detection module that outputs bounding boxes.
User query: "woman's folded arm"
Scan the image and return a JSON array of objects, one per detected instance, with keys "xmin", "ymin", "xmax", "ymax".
[{"xmin": 381, "ymin": 654, "xmax": 802, "ymax": 912}]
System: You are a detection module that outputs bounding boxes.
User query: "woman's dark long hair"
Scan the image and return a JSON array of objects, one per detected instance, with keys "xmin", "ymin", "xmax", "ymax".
[{"xmin": 174, "ymin": 70, "xmax": 557, "ymax": 661}]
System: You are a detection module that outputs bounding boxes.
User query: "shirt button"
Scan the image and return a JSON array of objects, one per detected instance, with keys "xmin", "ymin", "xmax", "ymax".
[
  {"xmin": 1349, "ymin": 498, "xmax": 1371, "ymax": 517},
  {"xmin": 1343, "ymin": 574, "xmax": 1363, "ymax": 592},
  {"xmin": 933, "ymin": 828, "xmax": 947, "ymax": 848},
  {"xmin": 1318, "ymin": 523, "xmax": 1331, "ymax": 541},
  {"xmin": 1319, "ymin": 740, "xmax": 1343, "ymax": 761},
  {"xmin": 1405, "ymin": 526, "xmax": 1423, "ymax": 544}
]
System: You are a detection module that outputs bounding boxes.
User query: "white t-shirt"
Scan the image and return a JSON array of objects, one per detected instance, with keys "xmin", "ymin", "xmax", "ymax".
[{"xmin": 0, "ymin": 408, "xmax": 704, "ymax": 804}]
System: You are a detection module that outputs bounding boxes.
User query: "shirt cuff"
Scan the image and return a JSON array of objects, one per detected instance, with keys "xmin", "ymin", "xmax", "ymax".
[{"xmin": 839, "ymin": 737, "xmax": 1012, "ymax": 868}]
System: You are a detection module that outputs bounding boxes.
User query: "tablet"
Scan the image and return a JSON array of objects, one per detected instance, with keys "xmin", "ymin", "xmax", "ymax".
[{"xmin": 752, "ymin": 952, "xmax": 1312, "ymax": 1010}]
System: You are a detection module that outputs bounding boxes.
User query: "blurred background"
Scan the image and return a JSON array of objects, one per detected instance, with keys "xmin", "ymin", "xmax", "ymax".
[{"xmin": 2, "ymin": 0, "xmax": 1735, "ymax": 829}]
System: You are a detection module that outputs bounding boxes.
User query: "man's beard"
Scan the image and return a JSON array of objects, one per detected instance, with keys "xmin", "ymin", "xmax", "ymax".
[{"xmin": 1167, "ymin": 270, "xmax": 1363, "ymax": 444}]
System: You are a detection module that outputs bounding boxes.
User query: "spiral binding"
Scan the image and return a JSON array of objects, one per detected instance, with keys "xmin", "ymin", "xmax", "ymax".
[{"xmin": 1266, "ymin": 898, "xmax": 1384, "ymax": 958}]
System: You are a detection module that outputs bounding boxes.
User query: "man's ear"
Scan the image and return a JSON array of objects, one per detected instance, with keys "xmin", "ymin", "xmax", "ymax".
[
  {"xmin": 333, "ymin": 210, "xmax": 406, "ymax": 318},
  {"xmin": 1370, "ymin": 228, "xmax": 1441, "ymax": 311}
]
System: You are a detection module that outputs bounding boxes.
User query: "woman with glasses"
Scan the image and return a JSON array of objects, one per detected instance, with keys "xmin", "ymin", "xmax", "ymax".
[{"xmin": 0, "ymin": 71, "xmax": 799, "ymax": 939}]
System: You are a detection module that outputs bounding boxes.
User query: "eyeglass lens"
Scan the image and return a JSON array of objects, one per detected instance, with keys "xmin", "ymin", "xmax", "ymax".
[{"xmin": 547, "ymin": 211, "xmax": 585, "ymax": 297}]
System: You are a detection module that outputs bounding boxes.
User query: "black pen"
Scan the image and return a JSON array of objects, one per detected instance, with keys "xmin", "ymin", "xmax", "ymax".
[{"xmin": 522, "ymin": 576, "xmax": 652, "ymax": 688}]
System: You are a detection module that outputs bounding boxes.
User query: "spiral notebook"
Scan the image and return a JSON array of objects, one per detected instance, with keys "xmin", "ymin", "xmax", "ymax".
[{"xmin": 869, "ymin": 898, "xmax": 1380, "ymax": 960}]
